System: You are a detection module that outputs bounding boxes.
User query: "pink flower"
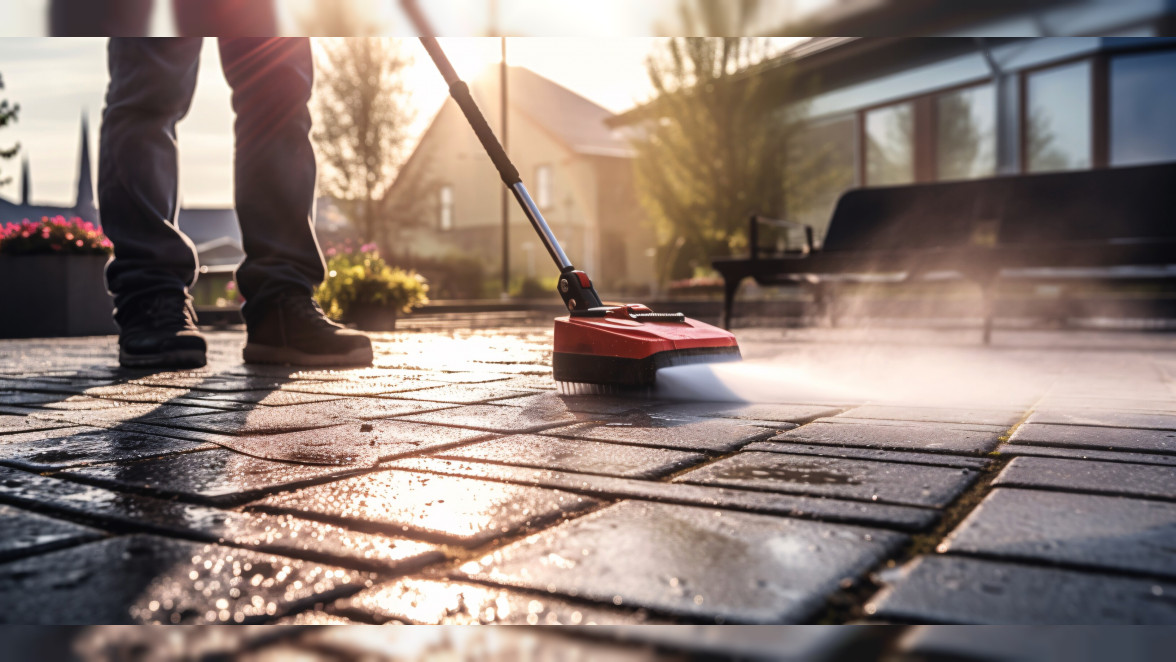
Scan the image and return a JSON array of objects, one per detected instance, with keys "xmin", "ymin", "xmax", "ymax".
[{"xmin": 75, "ymin": 239, "xmax": 83, "ymax": 247}]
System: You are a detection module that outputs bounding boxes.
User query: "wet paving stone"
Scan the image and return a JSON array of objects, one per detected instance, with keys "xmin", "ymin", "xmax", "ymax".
[
  {"xmin": 1009, "ymin": 423, "xmax": 1176, "ymax": 455},
  {"xmin": 675, "ymin": 451, "xmax": 978, "ymax": 507},
  {"xmin": 0, "ymin": 466, "xmax": 440, "ymax": 573},
  {"xmin": 867, "ymin": 555, "xmax": 1176, "ymax": 624},
  {"xmin": 1027, "ymin": 409, "xmax": 1176, "ymax": 431},
  {"xmin": 0, "ymin": 413, "xmax": 76, "ymax": 436},
  {"xmin": 0, "ymin": 390, "xmax": 69, "ymax": 407},
  {"xmin": 457, "ymin": 500, "xmax": 905, "ymax": 623},
  {"xmin": 744, "ymin": 441, "xmax": 991, "ymax": 470},
  {"xmin": 199, "ymin": 389, "xmax": 343, "ymax": 407},
  {"xmin": 999, "ymin": 443, "xmax": 1176, "ymax": 468},
  {"xmin": 387, "ymin": 457, "xmax": 938, "ymax": 531},
  {"xmin": 335, "ymin": 577, "xmax": 660, "ymax": 625},
  {"xmin": 384, "ymin": 384, "xmax": 537, "ymax": 405},
  {"xmin": 398, "ymin": 403, "xmax": 581, "ymax": 434},
  {"xmin": 59, "ymin": 448, "xmax": 365, "ymax": 506},
  {"xmin": 306, "ymin": 398, "xmax": 456, "ymax": 421},
  {"xmin": 941, "ymin": 488, "xmax": 1176, "ymax": 579},
  {"xmin": 21, "ymin": 395, "xmax": 131, "ymax": 411},
  {"xmin": 436, "ymin": 435, "xmax": 706, "ymax": 479},
  {"xmin": 0, "ymin": 534, "xmax": 368, "ymax": 624},
  {"xmin": 281, "ymin": 376, "xmax": 446, "ymax": 397},
  {"xmin": 770, "ymin": 421, "xmax": 1002, "ymax": 455},
  {"xmin": 546, "ymin": 414, "xmax": 773, "ymax": 453},
  {"xmin": 659, "ymin": 403, "xmax": 843, "ymax": 425},
  {"xmin": 993, "ymin": 456, "xmax": 1176, "ymax": 501},
  {"xmin": 29, "ymin": 403, "xmax": 226, "ymax": 428},
  {"xmin": 79, "ymin": 383, "xmax": 195, "ymax": 404},
  {"xmin": 834, "ymin": 405, "xmax": 1023, "ymax": 427},
  {"xmin": 251, "ymin": 469, "xmax": 600, "ymax": 546},
  {"xmin": 0, "ymin": 427, "xmax": 216, "ymax": 471},
  {"xmin": 224, "ymin": 419, "xmax": 491, "ymax": 466},
  {"xmin": 493, "ymin": 392, "xmax": 657, "ymax": 415},
  {"xmin": 0, "ymin": 503, "xmax": 105, "ymax": 562},
  {"xmin": 156, "ymin": 403, "xmax": 363, "ymax": 436}
]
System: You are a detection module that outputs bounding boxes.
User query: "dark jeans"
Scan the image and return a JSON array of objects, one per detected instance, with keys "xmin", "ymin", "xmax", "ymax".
[
  {"xmin": 98, "ymin": 37, "xmax": 324, "ymax": 324},
  {"xmin": 50, "ymin": 0, "xmax": 277, "ymax": 37}
]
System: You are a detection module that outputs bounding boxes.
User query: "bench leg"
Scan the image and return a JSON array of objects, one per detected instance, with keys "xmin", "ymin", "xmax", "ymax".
[{"xmin": 720, "ymin": 276, "xmax": 743, "ymax": 330}]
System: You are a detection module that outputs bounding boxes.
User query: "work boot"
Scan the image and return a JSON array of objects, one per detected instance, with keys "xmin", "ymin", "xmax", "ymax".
[
  {"xmin": 116, "ymin": 293, "xmax": 207, "ymax": 368},
  {"xmin": 243, "ymin": 291, "xmax": 373, "ymax": 366}
]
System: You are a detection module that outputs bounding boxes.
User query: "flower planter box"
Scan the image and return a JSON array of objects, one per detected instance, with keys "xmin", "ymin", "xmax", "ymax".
[
  {"xmin": 0, "ymin": 254, "xmax": 118, "ymax": 338},
  {"xmin": 346, "ymin": 304, "xmax": 398, "ymax": 331}
]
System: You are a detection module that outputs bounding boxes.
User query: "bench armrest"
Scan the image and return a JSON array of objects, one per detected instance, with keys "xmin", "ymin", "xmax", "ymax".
[{"xmin": 749, "ymin": 214, "xmax": 814, "ymax": 258}]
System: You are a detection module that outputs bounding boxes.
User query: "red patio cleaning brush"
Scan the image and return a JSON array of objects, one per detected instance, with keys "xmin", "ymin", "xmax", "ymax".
[{"xmin": 402, "ymin": 1, "xmax": 741, "ymax": 390}]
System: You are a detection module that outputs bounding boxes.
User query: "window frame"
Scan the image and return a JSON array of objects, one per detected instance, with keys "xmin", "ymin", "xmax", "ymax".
[{"xmin": 1017, "ymin": 54, "xmax": 1102, "ymax": 173}]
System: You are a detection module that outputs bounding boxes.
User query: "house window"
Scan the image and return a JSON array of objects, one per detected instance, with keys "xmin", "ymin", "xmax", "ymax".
[
  {"xmin": 786, "ymin": 114, "xmax": 856, "ymax": 241},
  {"xmin": 1025, "ymin": 60, "xmax": 1092, "ymax": 172},
  {"xmin": 864, "ymin": 102, "xmax": 915, "ymax": 186},
  {"xmin": 438, "ymin": 185, "xmax": 453, "ymax": 231},
  {"xmin": 936, "ymin": 83, "xmax": 996, "ymax": 181},
  {"xmin": 535, "ymin": 164, "xmax": 553, "ymax": 208},
  {"xmin": 1111, "ymin": 49, "xmax": 1176, "ymax": 167}
]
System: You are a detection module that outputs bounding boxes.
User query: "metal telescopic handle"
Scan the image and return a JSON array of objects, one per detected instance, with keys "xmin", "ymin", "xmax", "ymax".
[{"xmin": 401, "ymin": 0, "xmax": 574, "ymax": 273}]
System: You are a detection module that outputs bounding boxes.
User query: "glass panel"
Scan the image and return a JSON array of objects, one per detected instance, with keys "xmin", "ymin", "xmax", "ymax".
[
  {"xmin": 786, "ymin": 114, "xmax": 856, "ymax": 245},
  {"xmin": 1111, "ymin": 49, "xmax": 1176, "ymax": 167},
  {"xmin": 936, "ymin": 84, "xmax": 996, "ymax": 181},
  {"xmin": 865, "ymin": 102, "xmax": 914, "ymax": 186},
  {"xmin": 1026, "ymin": 61, "xmax": 1091, "ymax": 172},
  {"xmin": 439, "ymin": 185, "xmax": 453, "ymax": 231}
]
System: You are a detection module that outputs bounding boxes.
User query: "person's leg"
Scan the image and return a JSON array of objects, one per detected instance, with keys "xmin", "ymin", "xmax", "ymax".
[
  {"xmin": 218, "ymin": 37, "xmax": 324, "ymax": 318},
  {"xmin": 50, "ymin": 0, "xmax": 154, "ymax": 36},
  {"xmin": 218, "ymin": 38, "xmax": 371, "ymax": 366},
  {"xmin": 100, "ymin": 37, "xmax": 207, "ymax": 367},
  {"xmin": 172, "ymin": 0, "xmax": 277, "ymax": 37}
]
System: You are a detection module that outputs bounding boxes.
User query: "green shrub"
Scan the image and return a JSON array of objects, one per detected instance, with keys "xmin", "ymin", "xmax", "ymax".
[{"xmin": 315, "ymin": 245, "xmax": 428, "ymax": 320}]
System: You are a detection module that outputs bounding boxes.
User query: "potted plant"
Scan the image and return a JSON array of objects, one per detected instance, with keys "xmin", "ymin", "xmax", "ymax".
[
  {"xmin": 0, "ymin": 216, "xmax": 117, "ymax": 338},
  {"xmin": 314, "ymin": 243, "xmax": 428, "ymax": 331}
]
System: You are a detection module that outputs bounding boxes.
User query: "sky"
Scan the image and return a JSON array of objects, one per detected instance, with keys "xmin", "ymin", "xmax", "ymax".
[{"xmin": 0, "ymin": 36, "xmax": 665, "ymax": 207}]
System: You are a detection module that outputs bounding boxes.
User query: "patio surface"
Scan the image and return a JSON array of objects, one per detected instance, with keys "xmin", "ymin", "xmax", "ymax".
[{"xmin": 1, "ymin": 323, "xmax": 1175, "ymax": 626}]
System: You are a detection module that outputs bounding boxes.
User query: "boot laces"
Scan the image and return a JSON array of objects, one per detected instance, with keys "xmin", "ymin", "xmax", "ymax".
[
  {"xmin": 143, "ymin": 295, "xmax": 197, "ymax": 329},
  {"xmin": 280, "ymin": 293, "xmax": 340, "ymax": 329}
]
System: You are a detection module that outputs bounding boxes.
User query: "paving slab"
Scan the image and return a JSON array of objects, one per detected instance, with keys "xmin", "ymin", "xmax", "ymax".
[
  {"xmin": 674, "ymin": 451, "xmax": 978, "ymax": 507},
  {"xmin": 59, "ymin": 448, "xmax": 364, "ymax": 506},
  {"xmin": 281, "ymin": 376, "xmax": 446, "ymax": 397},
  {"xmin": 546, "ymin": 414, "xmax": 773, "ymax": 453},
  {"xmin": 335, "ymin": 577, "xmax": 659, "ymax": 625},
  {"xmin": 993, "ymin": 456, "xmax": 1176, "ymax": 501},
  {"xmin": 894, "ymin": 624, "xmax": 1176, "ymax": 660},
  {"xmin": 0, "ymin": 503, "xmax": 105, "ymax": 562},
  {"xmin": 29, "ymin": 403, "xmax": 225, "ymax": 428},
  {"xmin": 23, "ymin": 395, "xmax": 132, "ymax": 411},
  {"xmin": 744, "ymin": 441, "xmax": 991, "ymax": 470},
  {"xmin": 0, "ymin": 427, "xmax": 215, "ymax": 471},
  {"xmin": 78, "ymin": 383, "xmax": 195, "ymax": 404},
  {"xmin": 0, "ymin": 466, "xmax": 441, "ymax": 573},
  {"xmin": 436, "ymin": 435, "xmax": 705, "ymax": 479},
  {"xmin": 383, "ymin": 384, "xmax": 537, "ymax": 405},
  {"xmin": 199, "ymin": 389, "xmax": 343, "ymax": 407},
  {"xmin": 770, "ymin": 421, "xmax": 1002, "ymax": 455},
  {"xmin": 398, "ymin": 403, "xmax": 582, "ymax": 434},
  {"xmin": 251, "ymin": 469, "xmax": 600, "ymax": 546},
  {"xmin": 833, "ymin": 405, "xmax": 1023, "ymax": 427},
  {"xmin": 156, "ymin": 402, "xmax": 363, "ymax": 436},
  {"xmin": 0, "ymin": 534, "xmax": 367, "ymax": 624},
  {"xmin": 1027, "ymin": 409, "xmax": 1176, "ymax": 431},
  {"xmin": 867, "ymin": 555, "xmax": 1176, "ymax": 624},
  {"xmin": 817, "ymin": 417, "xmax": 1006, "ymax": 433},
  {"xmin": 0, "ymin": 413, "xmax": 76, "ymax": 436},
  {"xmin": 387, "ymin": 457, "xmax": 938, "ymax": 531},
  {"xmin": 655, "ymin": 403, "xmax": 844, "ymax": 425},
  {"xmin": 1010, "ymin": 423, "xmax": 1176, "ymax": 455},
  {"xmin": 457, "ymin": 500, "xmax": 905, "ymax": 623},
  {"xmin": 491, "ymin": 392, "xmax": 659, "ymax": 415},
  {"xmin": 0, "ymin": 390, "xmax": 72, "ymax": 407},
  {"xmin": 941, "ymin": 488, "xmax": 1176, "ymax": 579},
  {"xmin": 999, "ymin": 443, "xmax": 1176, "ymax": 467}
]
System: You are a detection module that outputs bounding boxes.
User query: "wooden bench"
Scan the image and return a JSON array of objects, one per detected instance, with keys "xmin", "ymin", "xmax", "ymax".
[{"xmin": 713, "ymin": 162, "xmax": 1176, "ymax": 342}]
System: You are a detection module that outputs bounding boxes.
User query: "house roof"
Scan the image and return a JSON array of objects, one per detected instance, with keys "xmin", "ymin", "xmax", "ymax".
[
  {"xmin": 467, "ymin": 65, "xmax": 633, "ymax": 158},
  {"xmin": 178, "ymin": 208, "xmax": 242, "ymax": 247}
]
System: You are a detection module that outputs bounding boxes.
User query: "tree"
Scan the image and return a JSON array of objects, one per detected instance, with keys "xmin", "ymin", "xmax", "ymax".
[
  {"xmin": 0, "ymin": 72, "xmax": 19, "ymax": 188},
  {"xmin": 632, "ymin": 2, "xmax": 812, "ymax": 283}
]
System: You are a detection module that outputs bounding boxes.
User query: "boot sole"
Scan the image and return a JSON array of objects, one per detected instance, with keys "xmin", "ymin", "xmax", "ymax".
[
  {"xmin": 242, "ymin": 343, "xmax": 373, "ymax": 367},
  {"xmin": 119, "ymin": 348, "xmax": 207, "ymax": 369}
]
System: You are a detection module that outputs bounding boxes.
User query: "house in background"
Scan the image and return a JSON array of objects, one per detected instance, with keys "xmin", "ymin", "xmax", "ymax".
[
  {"xmin": 388, "ymin": 66, "xmax": 656, "ymax": 297},
  {"xmin": 609, "ymin": 8, "xmax": 1176, "ymax": 246}
]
